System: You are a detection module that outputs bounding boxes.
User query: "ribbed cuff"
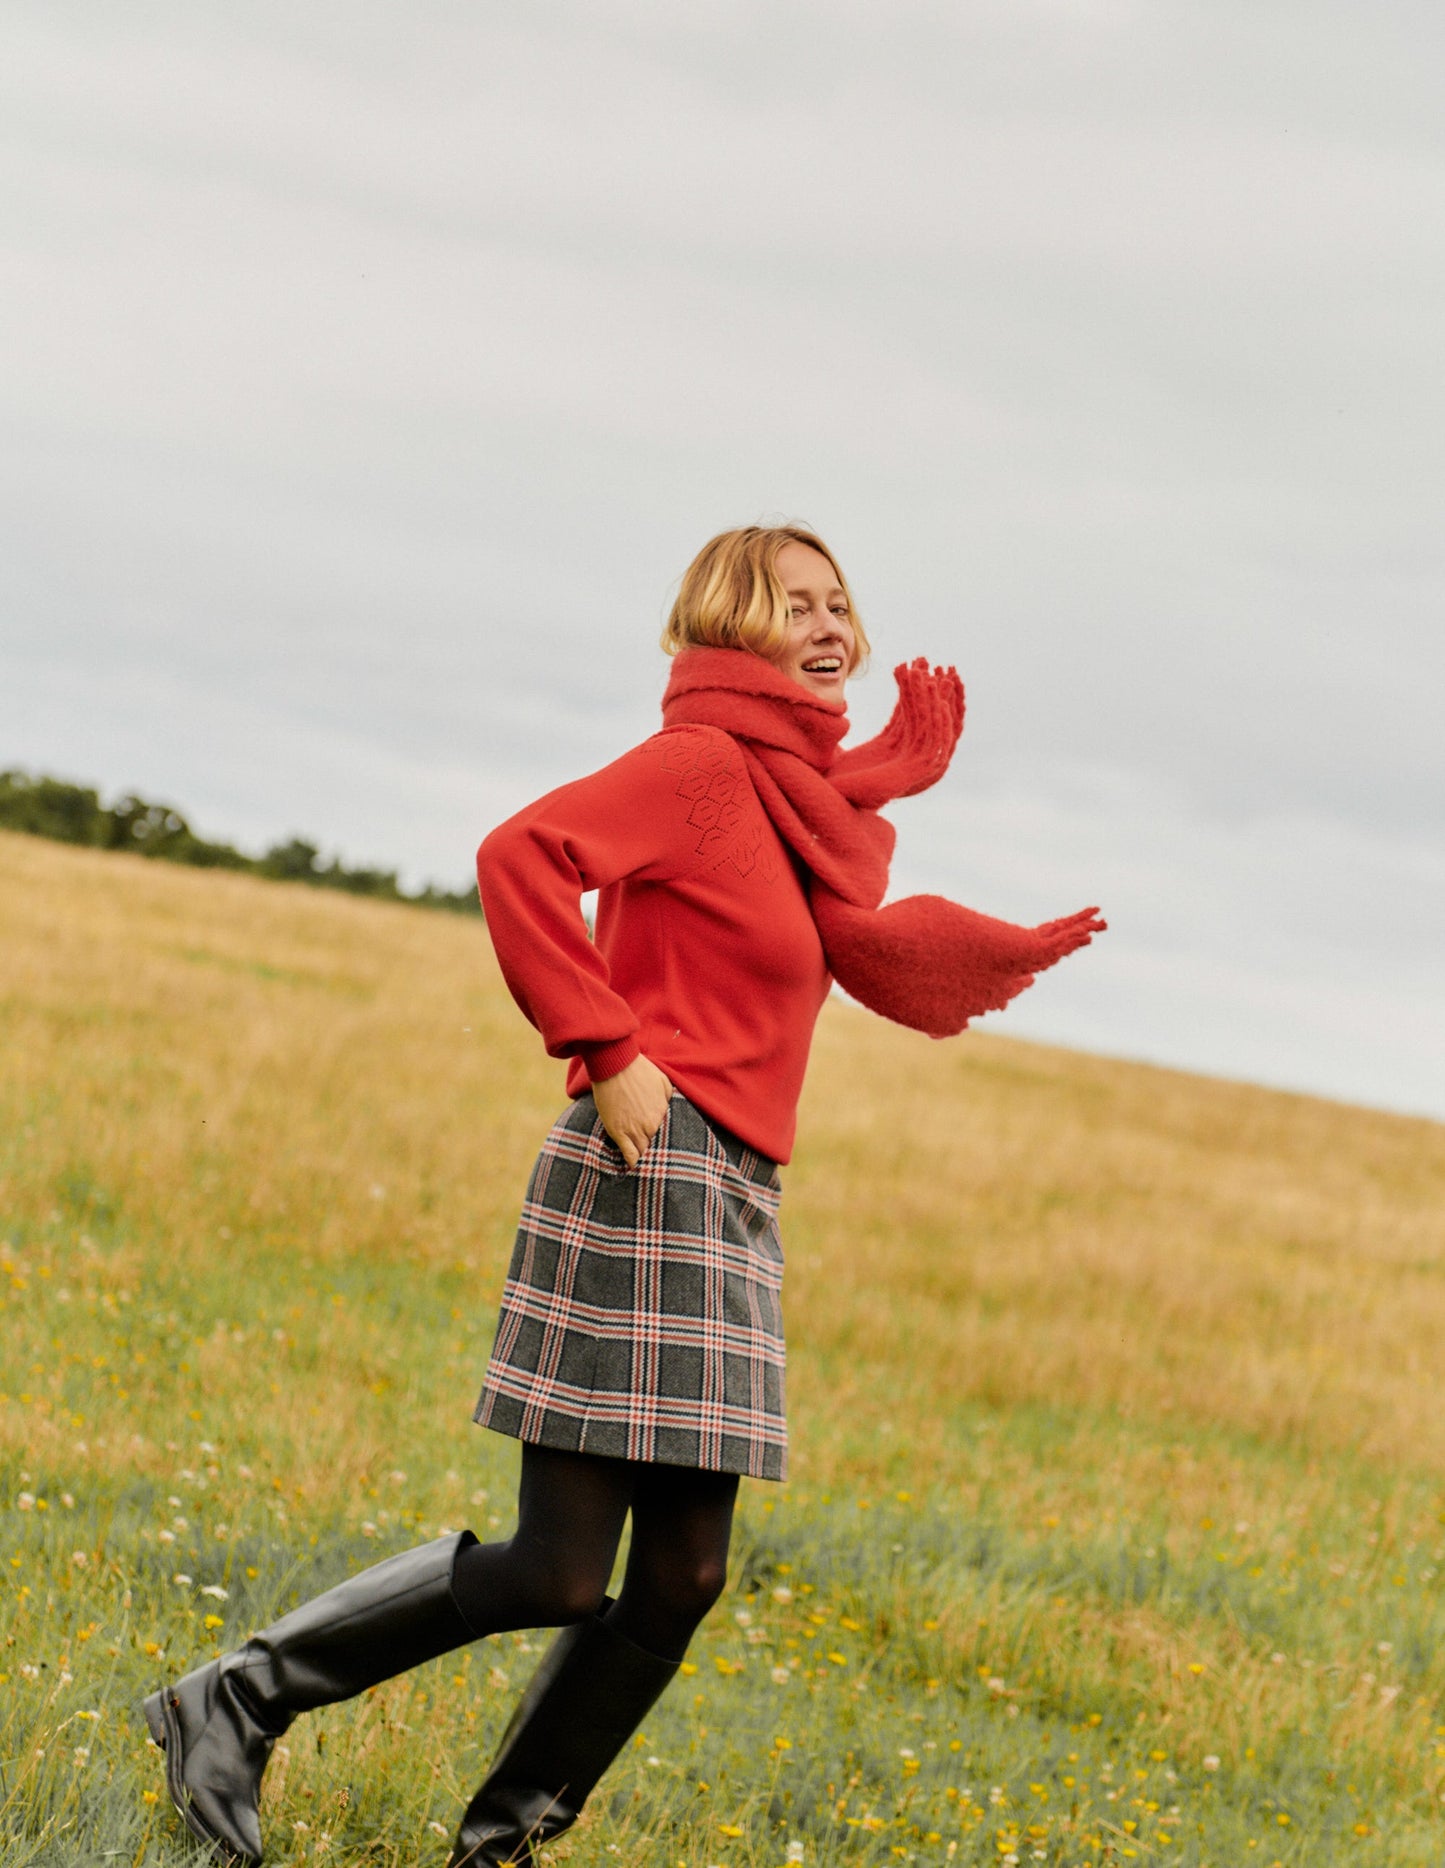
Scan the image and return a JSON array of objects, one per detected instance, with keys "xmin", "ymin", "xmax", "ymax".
[{"xmin": 581, "ymin": 1034, "xmax": 640, "ymax": 1083}]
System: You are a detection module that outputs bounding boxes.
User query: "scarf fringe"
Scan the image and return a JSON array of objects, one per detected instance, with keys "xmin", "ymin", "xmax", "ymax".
[{"xmin": 815, "ymin": 888, "xmax": 1105, "ymax": 1039}]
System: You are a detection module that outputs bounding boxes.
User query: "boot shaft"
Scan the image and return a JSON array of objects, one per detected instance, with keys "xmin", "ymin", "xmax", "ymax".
[
  {"xmin": 233, "ymin": 1531, "xmax": 479, "ymax": 1718},
  {"xmin": 450, "ymin": 1613, "xmax": 678, "ymax": 1868}
]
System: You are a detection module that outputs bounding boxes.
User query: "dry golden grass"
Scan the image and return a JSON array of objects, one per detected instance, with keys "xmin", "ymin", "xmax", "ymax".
[
  {"xmin": 790, "ymin": 1004, "xmax": 1445, "ymax": 1485},
  {"xmin": 4, "ymin": 826, "xmax": 1445, "ymax": 1866},
  {"xmin": 7, "ymin": 825, "xmax": 1441, "ymax": 1489}
]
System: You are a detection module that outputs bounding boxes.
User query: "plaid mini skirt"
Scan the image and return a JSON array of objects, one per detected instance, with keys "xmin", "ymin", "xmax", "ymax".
[{"xmin": 474, "ymin": 1090, "xmax": 787, "ymax": 1480}]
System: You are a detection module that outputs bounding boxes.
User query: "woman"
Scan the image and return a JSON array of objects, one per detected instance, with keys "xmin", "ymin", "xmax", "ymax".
[{"xmin": 143, "ymin": 525, "xmax": 1102, "ymax": 1867}]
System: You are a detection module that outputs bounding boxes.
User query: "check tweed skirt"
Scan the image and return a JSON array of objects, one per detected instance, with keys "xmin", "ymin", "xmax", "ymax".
[{"xmin": 475, "ymin": 1091, "xmax": 787, "ymax": 1480}]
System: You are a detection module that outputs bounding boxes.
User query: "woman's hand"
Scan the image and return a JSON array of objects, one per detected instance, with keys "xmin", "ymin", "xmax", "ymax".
[{"xmin": 592, "ymin": 1053, "xmax": 674, "ymax": 1170}]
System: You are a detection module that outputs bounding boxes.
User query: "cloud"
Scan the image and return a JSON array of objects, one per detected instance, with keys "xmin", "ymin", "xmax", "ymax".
[
  {"xmin": 892, "ymin": 772, "xmax": 1445, "ymax": 1119},
  {"xmin": 1, "ymin": 0, "xmax": 1442, "ymax": 1116}
]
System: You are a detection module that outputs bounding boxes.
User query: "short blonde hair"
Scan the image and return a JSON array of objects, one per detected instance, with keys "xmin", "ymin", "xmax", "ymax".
[{"xmin": 662, "ymin": 525, "xmax": 869, "ymax": 669}]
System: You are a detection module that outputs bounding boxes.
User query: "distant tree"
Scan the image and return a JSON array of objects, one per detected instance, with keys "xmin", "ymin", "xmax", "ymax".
[
  {"xmin": 106, "ymin": 795, "xmax": 250, "ymax": 869},
  {"xmin": 319, "ymin": 856, "xmax": 404, "ymax": 901},
  {"xmin": 259, "ymin": 838, "xmax": 323, "ymax": 881},
  {"xmin": 412, "ymin": 881, "xmax": 483, "ymax": 914},
  {"xmin": 0, "ymin": 771, "xmax": 109, "ymax": 846},
  {"xmin": 0, "ymin": 768, "xmax": 480, "ymax": 915}
]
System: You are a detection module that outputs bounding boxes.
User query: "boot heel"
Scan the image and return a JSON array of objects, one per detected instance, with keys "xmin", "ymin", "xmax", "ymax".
[{"xmin": 142, "ymin": 1690, "xmax": 167, "ymax": 1749}]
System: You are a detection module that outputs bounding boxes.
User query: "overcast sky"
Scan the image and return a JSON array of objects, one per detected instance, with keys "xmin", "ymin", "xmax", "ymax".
[{"xmin": 3, "ymin": 1, "xmax": 1442, "ymax": 1119}]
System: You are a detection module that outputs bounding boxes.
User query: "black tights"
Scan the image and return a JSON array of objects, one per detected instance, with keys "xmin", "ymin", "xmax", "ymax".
[{"xmin": 449, "ymin": 1444, "xmax": 738, "ymax": 1663}]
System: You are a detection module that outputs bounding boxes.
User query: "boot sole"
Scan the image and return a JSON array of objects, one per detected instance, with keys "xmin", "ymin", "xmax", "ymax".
[{"xmin": 141, "ymin": 1686, "xmax": 260, "ymax": 1867}]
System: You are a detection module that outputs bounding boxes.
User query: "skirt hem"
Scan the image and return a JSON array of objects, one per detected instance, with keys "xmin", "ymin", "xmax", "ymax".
[{"xmin": 474, "ymin": 1398, "xmax": 787, "ymax": 1482}]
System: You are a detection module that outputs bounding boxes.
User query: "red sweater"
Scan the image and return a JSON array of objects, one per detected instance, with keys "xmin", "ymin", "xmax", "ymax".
[{"xmin": 477, "ymin": 724, "xmax": 830, "ymax": 1163}]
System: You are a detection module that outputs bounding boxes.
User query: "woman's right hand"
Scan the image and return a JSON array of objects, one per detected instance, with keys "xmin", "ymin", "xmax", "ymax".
[{"xmin": 592, "ymin": 1053, "xmax": 674, "ymax": 1170}]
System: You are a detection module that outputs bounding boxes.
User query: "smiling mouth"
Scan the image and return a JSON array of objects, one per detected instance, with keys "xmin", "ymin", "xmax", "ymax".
[{"xmin": 801, "ymin": 657, "xmax": 843, "ymax": 674}]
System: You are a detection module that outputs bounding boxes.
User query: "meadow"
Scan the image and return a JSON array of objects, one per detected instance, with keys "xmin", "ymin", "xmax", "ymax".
[{"xmin": 3, "ymin": 825, "xmax": 1444, "ymax": 1867}]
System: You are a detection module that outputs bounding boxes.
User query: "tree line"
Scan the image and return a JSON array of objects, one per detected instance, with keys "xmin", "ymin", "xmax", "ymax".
[{"xmin": 0, "ymin": 768, "xmax": 481, "ymax": 915}]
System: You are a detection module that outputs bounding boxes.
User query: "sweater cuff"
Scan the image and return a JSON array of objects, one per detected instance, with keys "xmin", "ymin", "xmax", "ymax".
[{"xmin": 581, "ymin": 1034, "xmax": 641, "ymax": 1083}]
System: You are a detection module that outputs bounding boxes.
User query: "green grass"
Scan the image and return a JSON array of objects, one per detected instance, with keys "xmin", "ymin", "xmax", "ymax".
[{"xmin": 6, "ymin": 1202, "xmax": 1443, "ymax": 1867}]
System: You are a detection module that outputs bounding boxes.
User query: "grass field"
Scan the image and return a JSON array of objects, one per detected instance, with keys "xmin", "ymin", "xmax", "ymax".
[{"xmin": 3, "ymin": 826, "xmax": 1444, "ymax": 1867}]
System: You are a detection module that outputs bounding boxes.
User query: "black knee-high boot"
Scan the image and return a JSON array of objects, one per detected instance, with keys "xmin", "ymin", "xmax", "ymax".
[
  {"xmin": 447, "ymin": 1611, "xmax": 678, "ymax": 1868},
  {"xmin": 143, "ymin": 1531, "xmax": 480, "ymax": 1867}
]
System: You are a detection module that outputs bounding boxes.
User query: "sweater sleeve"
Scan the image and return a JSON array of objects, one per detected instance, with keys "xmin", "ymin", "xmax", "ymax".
[{"xmin": 477, "ymin": 725, "xmax": 747, "ymax": 1081}]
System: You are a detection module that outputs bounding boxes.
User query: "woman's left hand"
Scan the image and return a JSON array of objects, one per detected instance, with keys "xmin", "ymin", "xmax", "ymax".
[{"xmin": 593, "ymin": 1052, "xmax": 674, "ymax": 1170}]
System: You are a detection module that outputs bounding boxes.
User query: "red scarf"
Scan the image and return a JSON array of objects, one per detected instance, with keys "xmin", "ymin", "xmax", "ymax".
[{"xmin": 662, "ymin": 647, "xmax": 1104, "ymax": 1038}]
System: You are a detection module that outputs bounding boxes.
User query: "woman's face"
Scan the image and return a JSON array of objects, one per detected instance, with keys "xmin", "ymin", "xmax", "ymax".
[{"xmin": 768, "ymin": 541, "xmax": 857, "ymax": 699}]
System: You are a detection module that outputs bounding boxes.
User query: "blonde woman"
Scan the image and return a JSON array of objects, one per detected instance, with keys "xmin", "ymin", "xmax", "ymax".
[{"xmin": 143, "ymin": 526, "xmax": 1101, "ymax": 1866}]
